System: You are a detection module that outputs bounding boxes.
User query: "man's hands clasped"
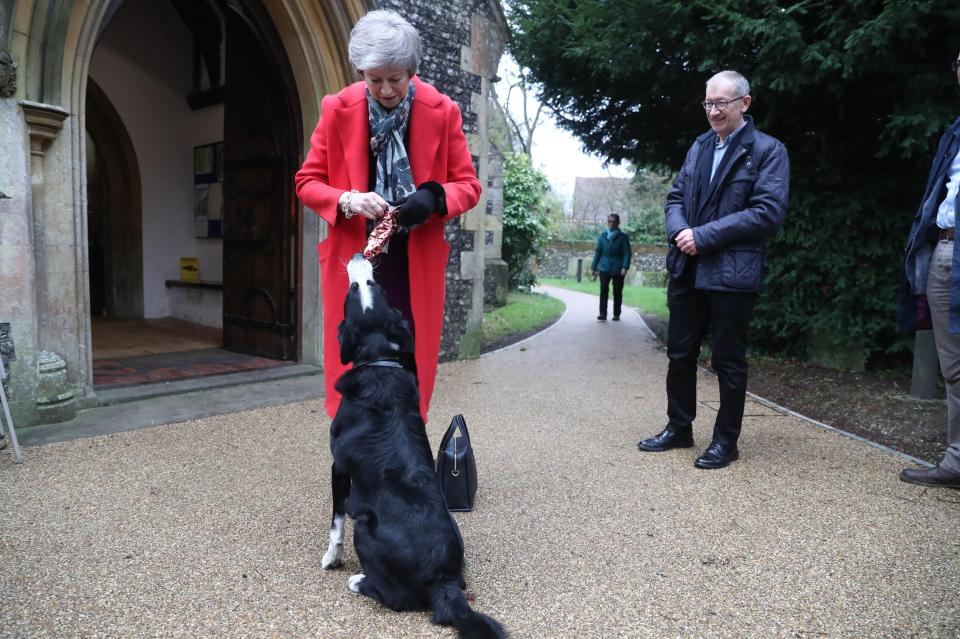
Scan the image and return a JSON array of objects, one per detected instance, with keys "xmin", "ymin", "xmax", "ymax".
[{"xmin": 675, "ymin": 228, "xmax": 698, "ymax": 255}]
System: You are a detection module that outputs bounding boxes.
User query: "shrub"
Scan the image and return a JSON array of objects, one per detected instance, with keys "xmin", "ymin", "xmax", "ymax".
[{"xmin": 502, "ymin": 153, "xmax": 551, "ymax": 289}]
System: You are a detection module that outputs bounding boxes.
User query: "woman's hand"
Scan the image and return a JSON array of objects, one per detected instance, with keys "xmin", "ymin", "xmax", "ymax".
[
  {"xmin": 395, "ymin": 188, "xmax": 437, "ymax": 228},
  {"xmin": 342, "ymin": 191, "xmax": 390, "ymax": 220}
]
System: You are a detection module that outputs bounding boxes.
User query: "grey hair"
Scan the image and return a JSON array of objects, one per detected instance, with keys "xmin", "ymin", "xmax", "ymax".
[
  {"xmin": 707, "ymin": 70, "xmax": 750, "ymax": 97},
  {"xmin": 348, "ymin": 10, "xmax": 421, "ymax": 75}
]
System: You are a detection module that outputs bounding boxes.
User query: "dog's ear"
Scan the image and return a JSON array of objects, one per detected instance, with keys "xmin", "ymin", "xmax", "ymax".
[
  {"xmin": 338, "ymin": 319, "xmax": 359, "ymax": 365},
  {"xmin": 387, "ymin": 309, "xmax": 415, "ymax": 356}
]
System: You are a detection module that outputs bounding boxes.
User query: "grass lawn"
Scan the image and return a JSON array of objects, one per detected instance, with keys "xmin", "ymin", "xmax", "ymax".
[
  {"xmin": 482, "ymin": 291, "xmax": 565, "ymax": 344},
  {"xmin": 539, "ymin": 277, "xmax": 668, "ymax": 318}
]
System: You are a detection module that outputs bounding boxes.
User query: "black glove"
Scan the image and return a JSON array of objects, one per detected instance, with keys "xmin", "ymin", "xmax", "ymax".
[
  {"xmin": 395, "ymin": 189, "xmax": 435, "ymax": 227},
  {"xmin": 395, "ymin": 182, "xmax": 447, "ymax": 228}
]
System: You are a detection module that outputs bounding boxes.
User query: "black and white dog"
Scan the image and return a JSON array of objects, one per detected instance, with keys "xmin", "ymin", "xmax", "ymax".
[{"xmin": 322, "ymin": 254, "xmax": 506, "ymax": 639}]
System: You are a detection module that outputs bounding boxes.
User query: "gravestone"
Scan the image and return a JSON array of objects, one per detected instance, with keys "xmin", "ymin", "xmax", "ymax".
[{"xmin": 910, "ymin": 329, "xmax": 940, "ymax": 399}]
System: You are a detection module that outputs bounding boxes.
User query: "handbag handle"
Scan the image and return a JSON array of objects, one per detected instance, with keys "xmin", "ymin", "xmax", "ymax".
[
  {"xmin": 451, "ymin": 414, "xmax": 470, "ymax": 443},
  {"xmin": 438, "ymin": 418, "xmax": 455, "ymax": 452},
  {"xmin": 439, "ymin": 414, "xmax": 469, "ymax": 450}
]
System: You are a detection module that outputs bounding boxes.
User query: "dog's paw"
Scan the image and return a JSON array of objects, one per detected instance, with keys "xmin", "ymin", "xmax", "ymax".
[
  {"xmin": 347, "ymin": 573, "xmax": 366, "ymax": 593},
  {"xmin": 321, "ymin": 544, "xmax": 344, "ymax": 570}
]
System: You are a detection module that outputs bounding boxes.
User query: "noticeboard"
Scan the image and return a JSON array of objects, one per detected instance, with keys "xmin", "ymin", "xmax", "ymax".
[{"xmin": 193, "ymin": 142, "xmax": 224, "ymax": 238}]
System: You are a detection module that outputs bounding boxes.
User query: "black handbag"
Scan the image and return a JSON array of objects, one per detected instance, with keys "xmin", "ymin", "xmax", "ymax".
[{"xmin": 436, "ymin": 414, "xmax": 478, "ymax": 512}]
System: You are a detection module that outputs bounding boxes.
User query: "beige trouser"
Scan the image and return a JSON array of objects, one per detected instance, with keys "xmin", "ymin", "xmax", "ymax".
[{"xmin": 927, "ymin": 240, "xmax": 960, "ymax": 473}]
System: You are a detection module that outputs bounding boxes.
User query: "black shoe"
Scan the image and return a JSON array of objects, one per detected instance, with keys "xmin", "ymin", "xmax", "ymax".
[
  {"xmin": 638, "ymin": 427, "xmax": 694, "ymax": 452},
  {"xmin": 597, "ymin": 315, "xmax": 607, "ymax": 321},
  {"xmin": 899, "ymin": 465, "xmax": 960, "ymax": 489},
  {"xmin": 612, "ymin": 315, "xmax": 620, "ymax": 321},
  {"xmin": 694, "ymin": 440, "xmax": 739, "ymax": 469}
]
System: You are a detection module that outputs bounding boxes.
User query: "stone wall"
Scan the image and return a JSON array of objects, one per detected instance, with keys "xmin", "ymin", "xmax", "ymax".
[
  {"xmin": 381, "ymin": 0, "xmax": 508, "ymax": 360},
  {"xmin": 536, "ymin": 240, "xmax": 668, "ymax": 279},
  {"xmin": 482, "ymin": 140, "xmax": 508, "ymax": 307}
]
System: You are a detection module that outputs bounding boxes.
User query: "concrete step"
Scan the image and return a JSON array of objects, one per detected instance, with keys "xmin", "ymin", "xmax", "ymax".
[
  {"xmin": 95, "ymin": 363, "xmax": 321, "ymax": 406},
  {"xmin": 18, "ymin": 368, "xmax": 324, "ymax": 447}
]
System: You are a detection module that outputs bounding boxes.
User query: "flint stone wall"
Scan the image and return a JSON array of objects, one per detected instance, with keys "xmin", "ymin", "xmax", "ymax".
[
  {"xmin": 381, "ymin": 0, "xmax": 506, "ymax": 360},
  {"xmin": 537, "ymin": 240, "xmax": 668, "ymax": 279}
]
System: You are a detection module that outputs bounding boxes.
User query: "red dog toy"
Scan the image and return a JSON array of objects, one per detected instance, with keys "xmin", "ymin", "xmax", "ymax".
[{"xmin": 362, "ymin": 209, "xmax": 398, "ymax": 260}]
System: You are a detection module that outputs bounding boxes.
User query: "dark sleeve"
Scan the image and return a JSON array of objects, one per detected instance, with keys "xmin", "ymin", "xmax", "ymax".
[
  {"xmin": 665, "ymin": 143, "xmax": 697, "ymax": 242},
  {"xmin": 692, "ymin": 140, "xmax": 790, "ymax": 252}
]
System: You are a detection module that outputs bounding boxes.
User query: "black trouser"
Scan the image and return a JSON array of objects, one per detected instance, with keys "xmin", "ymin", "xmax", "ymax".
[
  {"xmin": 598, "ymin": 272, "xmax": 625, "ymax": 318},
  {"xmin": 666, "ymin": 262, "xmax": 757, "ymax": 445}
]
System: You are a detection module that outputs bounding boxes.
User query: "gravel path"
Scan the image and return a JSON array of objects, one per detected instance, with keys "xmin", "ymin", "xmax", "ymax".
[{"xmin": 1, "ymin": 286, "xmax": 958, "ymax": 638}]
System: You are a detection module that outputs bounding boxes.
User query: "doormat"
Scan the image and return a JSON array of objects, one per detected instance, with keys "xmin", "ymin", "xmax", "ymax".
[{"xmin": 93, "ymin": 348, "xmax": 292, "ymax": 389}]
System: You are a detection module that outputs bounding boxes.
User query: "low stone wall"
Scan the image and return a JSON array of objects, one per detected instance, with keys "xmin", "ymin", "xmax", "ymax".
[{"xmin": 536, "ymin": 241, "xmax": 668, "ymax": 280}]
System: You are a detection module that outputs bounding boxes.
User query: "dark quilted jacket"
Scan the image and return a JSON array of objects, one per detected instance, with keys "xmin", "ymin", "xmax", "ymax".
[{"xmin": 664, "ymin": 116, "xmax": 790, "ymax": 293}]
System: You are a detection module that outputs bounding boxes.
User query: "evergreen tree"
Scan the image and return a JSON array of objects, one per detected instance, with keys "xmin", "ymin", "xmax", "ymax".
[{"xmin": 510, "ymin": 0, "xmax": 960, "ymax": 363}]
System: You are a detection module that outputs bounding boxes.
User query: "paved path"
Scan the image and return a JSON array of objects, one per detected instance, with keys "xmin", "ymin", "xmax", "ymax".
[{"xmin": 2, "ymin": 286, "xmax": 959, "ymax": 638}]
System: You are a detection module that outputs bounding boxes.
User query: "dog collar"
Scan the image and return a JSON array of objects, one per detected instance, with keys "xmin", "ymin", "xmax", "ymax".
[{"xmin": 352, "ymin": 358, "xmax": 404, "ymax": 370}]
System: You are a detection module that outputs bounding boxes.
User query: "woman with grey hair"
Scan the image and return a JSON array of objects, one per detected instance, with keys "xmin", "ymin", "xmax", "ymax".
[{"xmin": 295, "ymin": 10, "xmax": 481, "ymax": 422}]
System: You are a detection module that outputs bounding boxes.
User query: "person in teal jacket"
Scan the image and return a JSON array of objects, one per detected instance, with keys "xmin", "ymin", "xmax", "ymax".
[{"xmin": 591, "ymin": 213, "xmax": 632, "ymax": 320}]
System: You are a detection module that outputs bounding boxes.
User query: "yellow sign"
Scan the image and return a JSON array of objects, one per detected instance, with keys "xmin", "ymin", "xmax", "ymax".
[{"xmin": 179, "ymin": 257, "xmax": 200, "ymax": 282}]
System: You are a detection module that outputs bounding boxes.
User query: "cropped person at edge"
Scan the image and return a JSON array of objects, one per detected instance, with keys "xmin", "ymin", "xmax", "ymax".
[{"xmin": 898, "ymin": 49, "xmax": 960, "ymax": 490}]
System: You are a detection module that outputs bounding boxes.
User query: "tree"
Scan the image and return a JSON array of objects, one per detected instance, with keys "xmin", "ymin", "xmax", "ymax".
[
  {"xmin": 509, "ymin": 0, "xmax": 960, "ymax": 365},
  {"xmin": 502, "ymin": 153, "xmax": 551, "ymax": 289}
]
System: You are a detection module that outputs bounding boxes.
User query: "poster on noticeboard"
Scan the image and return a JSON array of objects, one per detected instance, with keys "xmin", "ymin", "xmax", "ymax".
[{"xmin": 193, "ymin": 142, "xmax": 224, "ymax": 238}]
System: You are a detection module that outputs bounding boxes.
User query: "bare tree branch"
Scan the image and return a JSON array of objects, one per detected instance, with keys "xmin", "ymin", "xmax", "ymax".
[
  {"xmin": 495, "ymin": 63, "xmax": 550, "ymax": 160},
  {"xmin": 493, "ymin": 80, "xmax": 529, "ymax": 154}
]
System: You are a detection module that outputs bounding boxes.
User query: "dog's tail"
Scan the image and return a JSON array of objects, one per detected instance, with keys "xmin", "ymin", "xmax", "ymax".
[{"xmin": 430, "ymin": 581, "xmax": 507, "ymax": 639}]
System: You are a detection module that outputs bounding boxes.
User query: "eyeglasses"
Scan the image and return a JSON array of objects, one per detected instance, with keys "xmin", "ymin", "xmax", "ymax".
[
  {"xmin": 701, "ymin": 96, "xmax": 745, "ymax": 111},
  {"xmin": 953, "ymin": 60, "xmax": 960, "ymax": 72}
]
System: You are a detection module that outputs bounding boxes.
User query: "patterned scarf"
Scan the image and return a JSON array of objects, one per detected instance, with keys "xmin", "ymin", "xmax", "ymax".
[{"xmin": 367, "ymin": 81, "xmax": 416, "ymax": 205}]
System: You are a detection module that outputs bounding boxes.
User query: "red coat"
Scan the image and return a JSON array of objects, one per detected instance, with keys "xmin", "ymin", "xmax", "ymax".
[{"xmin": 295, "ymin": 77, "xmax": 482, "ymax": 420}]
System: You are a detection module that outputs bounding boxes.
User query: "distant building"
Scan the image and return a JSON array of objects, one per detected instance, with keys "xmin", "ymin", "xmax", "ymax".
[{"xmin": 570, "ymin": 177, "xmax": 634, "ymax": 227}]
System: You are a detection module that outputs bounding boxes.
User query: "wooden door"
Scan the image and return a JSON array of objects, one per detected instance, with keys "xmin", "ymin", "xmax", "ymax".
[{"xmin": 221, "ymin": 4, "xmax": 297, "ymax": 359}]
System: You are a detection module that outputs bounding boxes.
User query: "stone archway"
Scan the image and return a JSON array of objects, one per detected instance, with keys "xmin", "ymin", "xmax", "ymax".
[{"xmin": 5, "ymin": 0, "xmax": 368, "ymax": 419}]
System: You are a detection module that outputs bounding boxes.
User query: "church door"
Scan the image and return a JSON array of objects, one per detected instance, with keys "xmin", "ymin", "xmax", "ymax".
[{"xmin": 221, "ymin": 2, "xmax": 299, "ymax": 359}]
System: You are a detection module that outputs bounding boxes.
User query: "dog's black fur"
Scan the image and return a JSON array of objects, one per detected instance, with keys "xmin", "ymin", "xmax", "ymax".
[{"xmin": 326, "ymin": 255, "xmax": 506, "ymax": 639}]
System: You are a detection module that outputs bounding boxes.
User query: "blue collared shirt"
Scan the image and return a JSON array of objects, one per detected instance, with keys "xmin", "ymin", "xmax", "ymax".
[
  {"xmin": 937, "ymin": 146, "xmax": 960, "ymax": 229},
  {"xmin": 711, "ymin": 121, "xmax": 748, "ymax": 181}
]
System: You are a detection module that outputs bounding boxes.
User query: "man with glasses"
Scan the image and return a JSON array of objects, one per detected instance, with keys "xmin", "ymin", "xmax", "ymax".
[
  {"xmin": 637, "ymin": 70, "xmax": 790, "ymax": 469},
  {"xmin": 898, "ymin": 52, "xmax": 960, "ymax": 490}
]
